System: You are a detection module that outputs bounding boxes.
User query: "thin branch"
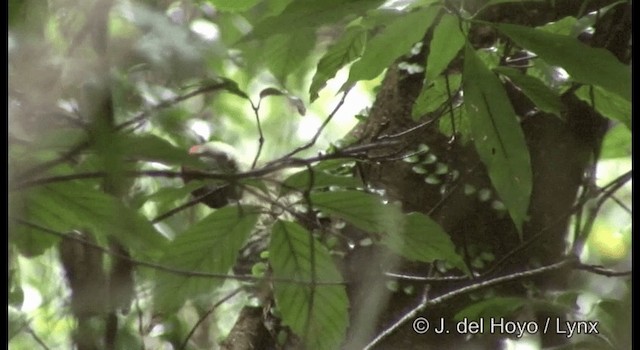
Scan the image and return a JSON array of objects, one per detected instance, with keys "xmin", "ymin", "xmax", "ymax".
[
  {"xmin": 384, "ymin": 169, "xmax": 632, "ymax": 286},
  {"xmin": 376, "ymin": 114, "xmax": 441, "ymax": 141},
  {"xmin": 13, "ymin": 219, "xmax": 346, "ymax": 286},
  {"xmin": 14, "ymin": 82, "xmax": 242, "ymax": 181},
  {"xmin": 575, "ymin": 263, "xmax": 632, "ymax": 277},
  {"xmin": 485, "ymin": 170, "xmax": 632, "ymax": 277},
  {"xmin": 178, "ymin": 287, "xmax": 244, "ymax": 350},
  {"xmin": 115, "ymin": 82, "xmax": 236, "ymax": 132},
  {"xmin": 249, "ymin": 99, "xmax": 265, "ymax": 170},
  {"xmin": 383, "ymin": 271, "xmax": 468, "ymax": 282},
  {"xmin": 272, "ymin": 88, "xmax": 351, "ymax": 162},
  {"xmin": 15, "ymin": 141, "xmax": 90, "ymax": 180},
  {"xmin": 426, "ymin": 258, "xmax": 576, "ymax": 306},
  {"xmin": 12, "ymin": 140, "xmax": 400, "ymax": 191},
  {"xmin": 599, "ymin": 170, "xmax": 632, "ymax": 193},
  {"xmin": 364, "ymin": 258, "xmax": 577, "ymax": 350},
  {"xmin": 610, "ymin": 195, "xmax": 632, "ymax": 214},
  {"xmin": 444, "ymin": 73, "xmax": 457, "ymax": 138},
  {"xmin": 302, "ymin": 162, "xmax": 317, "ymax": 344},
  {"xmin": 26, "ymin": 327, "xmax": 51, "ymax": 350},
  {"xmin": 135, "ymin": 298, "xmax": 145, "ymax": 350},
  {"xmin": 572, "ymin": 169, "xmax": 632, "ymax": 256},
  {"xmin": 151, "ymin": 186, "xmax": 227, "ymax": 224}
]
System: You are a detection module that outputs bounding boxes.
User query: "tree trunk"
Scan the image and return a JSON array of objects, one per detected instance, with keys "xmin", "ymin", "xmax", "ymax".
[{"xmin": 342, "ymin": 1, "xmax": 628, "ymax": 348}]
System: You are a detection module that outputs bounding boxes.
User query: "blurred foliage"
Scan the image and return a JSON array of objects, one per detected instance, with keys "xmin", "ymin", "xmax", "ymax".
[{"xmin": 8, "ymin": 0, "xmax": 630, "ymax": 349}]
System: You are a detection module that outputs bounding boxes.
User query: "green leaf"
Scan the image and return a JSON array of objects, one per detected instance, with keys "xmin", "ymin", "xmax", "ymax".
[
  {"xmin": 12, "ymin": 182, "xmax": 167, "ymax": 257},
  {"xmin": 310, "ymin": 190, "xmax": 404, "ymax": 234},
  {"xmin": 493, "ymin": 67, "xmax": 564, "ymax": 118},
  {"xmin": 412, "ymin": 74, "xmax": 461, "ymax": 119},
  {"xmin": 29, "ymin": 128, "xmax": 88, "ymax": 152},
  {"xmin": 10, "ymin": 192, "xmax": 59, "ymax": 257},
  {"xmin": 539, "ymin": 16, "xmax": 577, "ymax": 35},
  {"xmin": 242, "ymin": 0, "xmax": 381, "ymax": 42},
  {"xmin": 454, "ymin": 297, "xmax": 526, "ymax": 321},
  {"xmin": 259, "ymin": 87, "xmax": 286, "ymax": 98},
  {"xmin": 591, "ymin": 296, "xmax": 632, "ymax": 350},
  {"xmin": 346, "ymin": 6, "xmax": 439, "ymax": 84},
  {"xmin": 575, "ymin": 85, "xmax": 630, "ymax": 129},
  {"xmin": 310, "ymin": 26, "xmax": 367, "ymax": 101},
  {"xmin": 145, "ymin": 182, "xmax": 203, "ymax": 204},
  {"xmin": 121, "ymin": 134, "xmax": 203, "ymax": 168},
  {"xmin": 154, "ymin": 206, "xmax": 259, "ymax": 311},
  {"xmin": 473, "ymin": 0, "xmax": 544, "ymax": 16},
  {"xmin": 282, "ymin": 169, "xmax": 362, "ymax": 194},
  {"xmin": 496, "ymin": 23, "xmax": 631, "ymax": 101},
  {"xmin": 9, "ymin": 0, "xmax": 48, "ymax": 32},
  {"xmin": 426, "ymin": 14, "xmax": 466, "ymax": 81},
  {"xmin": 8, "ymin": 307, "xmax": 27, "ymax": 340},
  {"xmin": 8, "ymin": 261, "xmax": 24, "ymax": 307},
  {"xmin": 599, "ymin": 124, "xmax": 631, "ymax": 159},
  {"xmin": 264, "ymin": 30, "xmax": 317, "ymax": 84},
  {"xmin": 206, "ymin": 0, "xmax": 261, "ymax": 12},
  {"xmin": 270, "ymin": 220, "xmax": 348, "ymax": 350},
  {"xmin": 463, "ymin": 43, "xmax": 532, "ymax": 235},
  {"xmin": 382, "ymin": 212, "xmax": 466, "ymax": 272}
]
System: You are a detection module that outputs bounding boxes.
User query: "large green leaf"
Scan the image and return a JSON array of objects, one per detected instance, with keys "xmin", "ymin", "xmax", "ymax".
[
  {"xmin": 12, "ymin": 182, "xmax": 166, "ymax": 257},
  {"xmin": 241, "ymin": 0, "xmax": 381, "ymax": 42},
  {"xmin": 575, "ymin": 85, "xmax": 631, "ymax": 129},
  {"xmin": 264, "ymin": 30, "xmax": 317, "ymax": 84},
  {"xmin": 463, "ymin": 43, "xmax": 532, "ymax": 235},
  {"xmin": 310, "ymin": 26, "xmax": 367, "ymax": 101},
  {"xmin": 496, "ymin": 23, "xmax": 631, "ymax": 101},
  {"xmin": 426, "ymin": 14, "xmax": 466, "ymax": 81},
  {"xmin": 346, "ymin": 6, "xmax": 439, "ymax": 84},
  {"xmin": 412, "ymin": 73, "xmax": 461, "ymax": 119},
  {"xmin": 10, "ymin": 192, "xmax": 58, "ymax": 257},
  {"xmin": 310, "ymin": 190, "xmax": 404, "ymax": 234},
  {"xmin": 382, "ymin": 212, "xmax": 466, "ymax": 272},
  {"xmin": 270, "ymin": 220, "xmax": 348, "ymax": 350},
  {"xmin": 154, "ymin": 206, "xmax": 259, "ymax": 311},
  {"xmin": 493, "ymin": 66, "xmax": 564, "ymax": 118}
]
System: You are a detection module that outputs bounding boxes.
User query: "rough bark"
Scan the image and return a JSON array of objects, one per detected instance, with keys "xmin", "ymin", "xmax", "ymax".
[{"xmin": 341, "ymin": 1, "xmax": 628, "ymax": 349}]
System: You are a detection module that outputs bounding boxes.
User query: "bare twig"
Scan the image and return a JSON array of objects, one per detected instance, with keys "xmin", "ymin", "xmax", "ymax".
[
  {"xmin": 135, "ymin": 298, "xmax": 145, "ymax": 350},
  {"xmin": 572, "ymin": 170, "xmax": 632, "ymax": 256},
  {"xmin": 26, "ymin": 327, "xmax": 51, "ymax": 350},
  {"xmin": 12, "ymin": 140, "xmax": 400, "ymax": 191},
  {"xmin": 383, "ymin": 271, "xmax": 468, "ymax": 282},
  {"xmin": 14, "ymin": 82, "xmax": 244, "ymax": 181},
  {"xmin": 151, "ymin": 186, "xmax": 228, "ymax": 224},
  {"xmin": 575, "ymin": 263, "xmax": 632, "ymax": 277},
  {"xmin": 365, "ymin": 258, "xmax": 577, "ymax": 350},
  {"xmin": 116, "ymin": 82, "xmax": 238, "ymax": 132},
  {"xmin": 15, "ymin": 141, "xmax": 90, "ymax": 180},
  {"xmin": 272, "ymin": 88, "xmax": 351, "ymax": 162},
  {"xmin": 249, "ymin": 99, "xmax": 265, "ymax": 170},
  {"xmin": 485, "ymin": 170, "xmax": 632, "ymax": 277},
  {"xmin": 610, "ymin": 195, "xmax": 632, "ymax": 214},
  {"xmin": 13, "ymin": 219, "xmax": 346, "ymax": 286},
  {"xmin": 178, "ymin": 287, "xmax": 244, "ymax": 350}
]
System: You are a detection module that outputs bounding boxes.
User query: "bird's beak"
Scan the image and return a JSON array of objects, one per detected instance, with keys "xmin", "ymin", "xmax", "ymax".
[{"xmin": 189, "ymin": 145, "xmax": 201, "ymax": 154}]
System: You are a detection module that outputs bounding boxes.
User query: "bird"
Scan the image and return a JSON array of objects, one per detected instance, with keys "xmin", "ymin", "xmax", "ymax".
[{"xmin": 181, "ymin": 141, "xmax": 242, "ymax": 209}]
